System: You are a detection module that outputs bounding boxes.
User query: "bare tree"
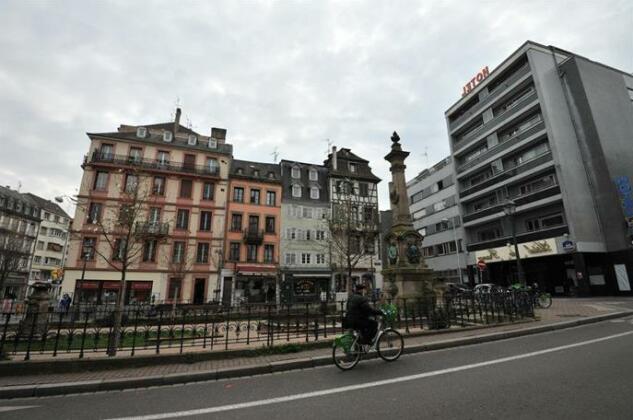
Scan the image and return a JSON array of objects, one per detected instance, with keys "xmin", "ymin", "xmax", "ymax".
[
  {"xmin": 73, "ymin": 170, "xmax": 168, "ymax": 356},
  {"xmin": 0, "ymin": 232, "xmax": 30, "ymax": 298},
  {"xmin": 324, "ymin": 180, "xmax": 378, "ymax": 295}
]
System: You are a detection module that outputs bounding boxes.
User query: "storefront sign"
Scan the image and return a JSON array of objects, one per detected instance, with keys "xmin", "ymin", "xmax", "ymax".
[
  {"xmin": 474, "ymin": 238, "xmax": 558, "ymax": 262},
  {"xmin": 77, "ymin": 281, "xmax": 99, "ymax": 289},
  {"xmin": 462, "ymin": 66, "xmax": 490, "ymax": 97},
  {"xmin": 294, "ymin": 279, "xmax": 316, "ymax": 296},
  {"xmin": 561, "ymin": 240, "xmax": 575, "ymax": 252},
  {"xmin": 131, "ymin": 281, "xmax": 153, "ymax": 290},
  {"xmin": 614, "ymin": 176, "xmax": 633, "ymax": 225}
]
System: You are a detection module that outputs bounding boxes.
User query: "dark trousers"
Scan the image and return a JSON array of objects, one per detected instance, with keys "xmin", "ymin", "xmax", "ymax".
[{"xmin": 354, "ymin": 319, "xmax": 378, "ymax": 344}]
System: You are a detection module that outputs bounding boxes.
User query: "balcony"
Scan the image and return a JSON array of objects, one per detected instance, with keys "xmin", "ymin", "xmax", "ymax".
[
  {"xmin": 453, "ymin": 89, "xmax": 539, "ymax": 153},
  {"xmin": 243, "ymin": 228, "xmax": 264, "ymax": 244},
  {"xmin": 459, "ymin": 152, "xmax": 553, "ymax": 199},
  {"xmin": 134, "ymin": 222, "xmax": 169, "ymax": 236},
  {"xmin": 456, "ymin": 120, "xmax": 546, "ymax": 175},
  {"xmin": 449, "ymin": 64, "xmax": 531, "ymax": 133},
  {"xmin": 466, "ymin": 225, "xmax": 568, "ymax": 252},
  {"xmin": 85, "ymin": 152, "xmax": 220, "ymax": 178}
]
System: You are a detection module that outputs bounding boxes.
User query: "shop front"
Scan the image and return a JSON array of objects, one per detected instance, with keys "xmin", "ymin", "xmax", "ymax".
[
  {"xmin": 281, "ymin": 272, "xmax": 331, "ymax": 304},
  {"xmin": 74, "ymin": 280, "xmax": 153, "ymax": 304},
  {"xmin": 233, "ymin": 264, "xmax": 279, "ymax": 304}
]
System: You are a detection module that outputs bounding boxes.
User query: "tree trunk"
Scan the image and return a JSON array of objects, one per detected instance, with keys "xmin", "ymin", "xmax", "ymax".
[{"xmin": 107, "ymin": 268, "xmax": 127, "ymax": 356}]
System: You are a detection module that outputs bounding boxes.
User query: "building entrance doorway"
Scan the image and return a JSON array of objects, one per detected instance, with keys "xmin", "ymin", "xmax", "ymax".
[{"xmin": 193, "ymin": 278, "xmax": 206, "ymax": 305}]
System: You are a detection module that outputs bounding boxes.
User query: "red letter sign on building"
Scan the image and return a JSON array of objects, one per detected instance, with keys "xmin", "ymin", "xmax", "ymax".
[{"xmin": 462, "ymin": 66, "xmax": 490, "ymax": 97}]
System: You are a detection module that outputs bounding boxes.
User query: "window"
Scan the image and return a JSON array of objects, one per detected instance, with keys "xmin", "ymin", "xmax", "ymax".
[
  {"xmin": 477, "ymin": 227, "xmax": 501, "ymax": 242},
  {"xmin": 250, "ymin": 189, "xmax": 260, "ymax": 204},
  {"xmin": 208, "ymin": 138, "xmax": 217, "ymax": 148},
  {"xmin": 350, "ymin": 236, "xmax": 361, "ymax": 254},
  {"xmin": 263, "ymin": 245, "xmax": 274, "ymax": 263},
  {"xmin": 433, "ymin": 201, "xmax": 447, "ymax": 212},
  {"xmin": 513, "ymin": 142, "xmax": 550, "ymax": 166},
  {"xmin": 266, "ymin": 191, "xmax": 276, "ymax": 206},
  {"xmin": 94, "ymin": 171, "xmax": 108, "ymax": 191},
  {"xmin": 233, "ymin": 187, "xmax": 244, "ymax": 202},
  {"xmin": 359, "ymin": 183, "xmax": 369, "ymax": 197},
  {"xmin": 287, "ymin": 228, "xmax": 297, "ymax": 240},
  {"xmin": 301, "ymin": 253, "xmax": 311, "ymax": 264},
  {"xmin": 163, "ymin": 131, "xmax": 172, "ymax": 142},
  {"xmin": 291, "ymin": 167, "xmax": 301, "ymax": 179},
  {"xmin": 229, "ymin": 242, "xmax": 240, "ymax": 261},
  {"xmin": 196, "ymin": 243, "xmax": 209, "ymax": 263},
  {"xmin": 188, "ymin": 135, "xmax": 197, "ymax": 145},
  {"xmin": 172, "ymin": 241, "xmax": 186, "ymax": 263},
  {"xmin": 143, "ymin": 240, "xmax": 157, "ymax": 262},
  {"xmin": 309, "ymin": 169, "xmax": 318, "ymax": 181},
  {"xmin": 316, "ymin": 254, "xmax": 325, "ymax": 264},
  {"xmin": 349, "ymin": 163, "xmax": 357, "ymax": 173},
  {"xmin": 418, "ymin": 227, "xmax": 427, "ymax": 236},
  {"xmin": 36, "ymin": 241, "xmax": 44, "ymax": 250},
  {"xmin": 265, "ymin": 216, "xmax": 275, "ymax": 234},
  {"xmin": 310, "ymin": 187, "xmax": 320, "ymax": 199},
  {"xmin": 305, "ymin": 230, "xmax": 311, "ymax": 240},
  {"xmin": 423, "ymin": 246, "xmax": 434, "ymax": 257},
  {"xmin": 157, "ymin": 151, "xmax": 170, "ymax": 166},
  {"xmin": 363, "ymin": 207, "xmax": 374, "ymax": 223},
  {"xmin": 248, "ymin": 215, "xmax": 259, "ymax": 231},
  {"xmin": 125, "ymin": 174, "xmax": 138, "ymax": 193},
  {"xmin": 149, "ymin": 207, "xmax": 161, "ymax": 224},
  {"xmin": 364, "ymin": 239, "xmax": 375, "ymax": 255},
  {"xmin": 136, "ymin": 127, "xmax": 147, "ymax": 138},
  {"xmin": 519, "ymin": 174, "xmax": 556, "ymax": 196},
  {"xmin": 435, "ymin": 221, "xmax": 449, "ymax": 231},
  {"xmin": 168, "ymin": 278, "xmax": 182, "ymax": 300},
  {"xmin": 230, "ymin": 214, "xmax": 242, "ymax": 231},
  {"xmin": 199, "ymin": 211, "xmax": 212, "ymax": 231},
  {"xmin": 285, "ymin": 253, "xmax": 296, "ymax": 265},
  {"xmin": 81, "ymin": 238, "xmax": 96, "ymax": 260},
  {"xmin": 202, "ymin": 182, "xmax": 214, "ymax": 200},
  {"xmin": 206, "ymin": 158, "xmax": 219, "ymax": 174},
  {"xmin": 113, "ymin": 238, "xmax": 126, "ymax": 261},
  {"xmin": 129, "ymin": 147, "xmax": 142, "ymax": 163},
  {"xmin": 176, "ymin": 209, "xmax": 189, "ymax": 230},
  {"xmin": 54, "ymin": 214, "xmax": 59, "ymax": 223},
  {"xmin": 302, "ymin": 207, "xmax": 313, "ymax": 218},
  {"xmin": 180, "ymin": 179, "xmax": 193, "ymax": 198},
  {"xmin": 99, "ymin": 144, "xmax": 114, "ymax": 160},
  {"xmin": 153, "ymin": 177, "xmax": 165, "ymax": 195},
  {"xmin": 292, "ymin": 184, "xmax": 302, "ymax": 198},
  {"xmin": 253, "ymin": 170, "xmax": 260, "ymax": 177},
  {"xmin": 87, "ymin": 202, "xmax": 102, "ymax": 224},
  {"xmin": 542, "ymin": 213, "xmax": 564, "ymax": 228},
  {"xmin": 316, "ymin": 230, "xmax": 325, "ymax": 240},
  {"xmin": 412, "ymin": 209, "xmax": 427, "ymax": 220},
  {"xmin": 247, "ymin": 244, "xmax": 258, "ymax": 262}
]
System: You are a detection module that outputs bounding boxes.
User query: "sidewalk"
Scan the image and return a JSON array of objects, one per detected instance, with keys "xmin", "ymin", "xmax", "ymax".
[{"xmin": 1, "ymin": 298, "xmax": 632, "ymax": 396}]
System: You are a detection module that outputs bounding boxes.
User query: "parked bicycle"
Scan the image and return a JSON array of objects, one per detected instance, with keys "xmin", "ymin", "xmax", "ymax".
[
  {"xmin": 510, "ymin": 283, "xmax": 552, "ymax": 309},
  {"xmin": 332, "ymin": 304, "xmax": 404, "ymax": 371}
]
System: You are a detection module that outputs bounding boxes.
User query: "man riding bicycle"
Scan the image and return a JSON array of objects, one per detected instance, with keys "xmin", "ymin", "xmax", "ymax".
[{"xmin": 345, "ymin": 284, "xmax": 383, "ymax": 344}]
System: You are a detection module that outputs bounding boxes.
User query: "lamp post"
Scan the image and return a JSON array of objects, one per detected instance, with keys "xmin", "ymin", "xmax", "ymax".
[
  {"xmin": 503, "ymin": 199, "xmax": 526, "ymax": 285},
  {"xmin": 442, "ymin": 217, "xmax": 462, "ymax": 283}
]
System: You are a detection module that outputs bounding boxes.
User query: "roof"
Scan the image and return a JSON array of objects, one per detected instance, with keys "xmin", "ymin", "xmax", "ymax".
[
  {"xmin": 230, "ymin": 159, "xmax": 281, "ymax": 183},
  {"xmin": 324, "ymin": 148, "xmax": 381, "ymax": 183},
  {"xmin": 24, "ymin": 193, "xmax": 71, "ymax": 219}
]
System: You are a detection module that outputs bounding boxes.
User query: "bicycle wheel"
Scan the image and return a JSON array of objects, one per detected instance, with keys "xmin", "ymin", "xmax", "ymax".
[
  {"xmin": 376, "ymin": 328, "xmax": 404, "ymax": 362},
  {"xmin": 538, "ymin": 293, "xmax": 552, "ymax": 309},
  {"xmin": 332, "ymin": 337, "xmax": 362, "ymax": 371}
]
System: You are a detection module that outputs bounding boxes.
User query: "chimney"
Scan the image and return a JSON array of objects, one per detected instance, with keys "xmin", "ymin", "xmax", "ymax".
[
  {"xmin": 332, "ymin": 146, "xmax": 338, "ymax": 170},
  {"xmin": 211, "ymin": 127, "xmax": 227, "ymax": 142},
  {"xmin": 174, "ymin": 108, "xmax": 182, "ymax": 135}
]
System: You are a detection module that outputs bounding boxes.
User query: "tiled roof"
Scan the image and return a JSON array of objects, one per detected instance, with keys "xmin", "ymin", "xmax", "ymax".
[
  {"xmin": 230, "ymin": 159, "xmax": 281, "ymax": 183},
  {"xmin": 24, "ymin": 193, "xmax": 71, "ymax": 219}
]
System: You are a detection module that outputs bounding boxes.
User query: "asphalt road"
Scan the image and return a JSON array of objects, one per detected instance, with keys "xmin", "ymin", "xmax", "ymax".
[{"xmin": 2, "ymin": 316, "xmax": 633, "ymax": 420}]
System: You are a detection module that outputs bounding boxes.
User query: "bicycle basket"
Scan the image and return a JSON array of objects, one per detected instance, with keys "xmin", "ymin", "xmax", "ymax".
[
  {"xmin": 380, "ymin": 303, "xmax": 398, "ymax": 325},
  {"xmin": 334, "ymin": 333, "xmax": 355, "ymax": 352}
]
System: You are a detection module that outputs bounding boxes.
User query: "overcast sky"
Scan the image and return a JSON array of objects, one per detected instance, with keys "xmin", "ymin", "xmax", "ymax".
[{"xmin": 1, "ymin": 0, "xmax": 631, "ymax": 213}]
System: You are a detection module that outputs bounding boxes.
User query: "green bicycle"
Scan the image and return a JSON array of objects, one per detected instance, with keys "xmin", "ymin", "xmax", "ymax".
[{"xmin": 332, "ymin": 304, "xmax": 404, "ymax": 371}]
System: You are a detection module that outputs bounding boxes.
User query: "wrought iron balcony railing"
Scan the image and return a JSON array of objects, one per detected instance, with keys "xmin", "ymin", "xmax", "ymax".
[
  {"xmin": 134, "ymin": 222, "xmax": 170, "ymax": 236},
  {"xmin": 243, "ymin": 228, "xmax": 264, "ymax": 244},
  {"xmin": 85, "ymin": 152, "xmax": 220, "ymax": 177}
]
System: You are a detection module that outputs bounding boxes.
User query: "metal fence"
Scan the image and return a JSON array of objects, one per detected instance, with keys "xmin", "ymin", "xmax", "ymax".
[{"xmin": 0, "ymin": 291, "xmax": 534, "ymax": 361}]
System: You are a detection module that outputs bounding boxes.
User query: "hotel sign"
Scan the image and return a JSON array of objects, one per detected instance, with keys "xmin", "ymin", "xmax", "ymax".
[
  {"xmin": 474, "ymin": 238, "xmax": 559, "ymax": 262},
  {"xmin": 462, "ymin": 66, "xmax": 490, "ymax": 97}
]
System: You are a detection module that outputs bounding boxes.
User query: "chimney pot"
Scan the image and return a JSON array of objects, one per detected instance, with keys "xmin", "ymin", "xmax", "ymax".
[{"xmin": 174, "ymin": 108, "xmax": 182, "ymax": 134}]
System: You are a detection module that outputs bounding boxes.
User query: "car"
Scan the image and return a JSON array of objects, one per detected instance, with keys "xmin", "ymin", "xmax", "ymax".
[
  {"xmin": 473, "ymin": 283, "xmax": 505, "ymax": 295},
  {"xmin": 445, "ymin": 282, "xmax": 473, "ymax": 297}
]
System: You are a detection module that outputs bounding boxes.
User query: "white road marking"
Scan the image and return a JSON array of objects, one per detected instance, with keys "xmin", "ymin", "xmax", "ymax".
[
  {"xmin": 0, "ymin": 406, "xmax": 38, "ymax": 413},
  {"xmin": 106, "ymin": 330, "xmax": 633, "ymax": 420}
]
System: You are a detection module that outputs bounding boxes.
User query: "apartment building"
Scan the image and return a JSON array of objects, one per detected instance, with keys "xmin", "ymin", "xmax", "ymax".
[
  {"xmin": 324, "ymin": 147, "xmax": 382, "ymax": 293},
  {"xmin": 279, "ymin": 160, "xmax": 331, "ymax": 303},
  {"xmin": 0, "ymin": 186, "xmax": 41, "ymax": 300},
  {"xmin": 25, "ymin": 194, "xmax": 71, "ymax": 296},
  {"xmin": 407, "ymin": 157, "xmax": 468, "ymax": 283},
  {"xmin": 221, "ymin": 159, "xmax": 282, "ymax": 304},
  {"xmin": 61, "ymin": 109, "xmax": 232, "ymax": 304},
  {"xmin": 445, "ymin": 41, "xmax": 633, "ymax": 295}
]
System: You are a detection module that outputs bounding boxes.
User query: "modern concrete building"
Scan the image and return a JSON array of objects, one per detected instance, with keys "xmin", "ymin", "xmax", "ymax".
[
  {"xmin": 25, "ymin": 194, "xmax": 71, "ymax": 297},
  {"xmin": 324, "ymin": 147, "xmax": 383, "ymax": 293},
  {"xmin": 221, "ymin": 159, "xmax": 281, "ymax": 304},
  {"xmin": 407, "ymin": 156, "xmax": 468, "ymax": 284},
  {"xmin": 62, "ymin": 109, "xmax": 232, "ymax": 304},
  {"xmin": 0, "ymin": 186, "xmax": 41, "ymax": 300},
  {"xmin": 279, "ymin": 160, "xmax": 331, "ymax": 303},
  {"xmin": 445, "ymin": 41, "xmax": 633, "ymax": 295}
]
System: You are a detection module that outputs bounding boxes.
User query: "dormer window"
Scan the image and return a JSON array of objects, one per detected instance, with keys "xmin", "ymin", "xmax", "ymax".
[
  {"xmin": 188, "ymin": 135, "xmax": 197, "ymax": 145},
  {"xmin": 236, "ymin": 168, "xmax": 244, "ymax": 175},
  {"xmin": 349, "ymin": 163, "xmax": 357, "ymax": 173},
  {"xmin": 136, "ymin": 127, "xmax": 147, "ymax": 138},
  {"xmin": 268, "ymin": 172, "xmax": 275, "ymax": 179},
  {"xmin": 253, "ymin": 170, "xmax": 260, "ymax": 177},
  {"xmin": 309, "ymin": 169, "xmax": 318, "ymax": 181},
  {"xmin": 163, "ymin": 131, "xmax": 173, "ymax": 142},
  {"xmin": 291, "ymin": 167, "xmax": 301, "ymax": 179},
  {"xmin": 310, "ymin": 187, "xmax": 320, "ymax": 199},
  {"xmin": 208, "ymin": 138, "xmax": 217, "ymax": 148},
  {"xmin": 292, "ymin": 184, "xmax": 302, "ymax": 198}
]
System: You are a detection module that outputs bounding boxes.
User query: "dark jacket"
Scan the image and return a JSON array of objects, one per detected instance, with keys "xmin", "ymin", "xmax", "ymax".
[{"xmin": 346, "ymin": 293, "xmax": 381, "ymax": 324}]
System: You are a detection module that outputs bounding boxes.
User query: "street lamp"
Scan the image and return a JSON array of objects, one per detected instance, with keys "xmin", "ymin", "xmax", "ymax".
[
  {"xmin": 442, "ymin": 218, "xmax": 462, "ymax": 283},
  {"xmin": 503, "ymin": 199, "xmax": 526, "ymax": 285}
]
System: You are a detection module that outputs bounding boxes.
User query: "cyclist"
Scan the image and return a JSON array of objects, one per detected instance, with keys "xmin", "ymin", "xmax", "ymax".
[{"xmin": 345, "ymin": 283, "xmax": 383, "ymax": 344}]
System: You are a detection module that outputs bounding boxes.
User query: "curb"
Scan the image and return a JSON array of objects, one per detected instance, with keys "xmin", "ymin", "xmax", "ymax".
[{"xmin": 1, "ymin": 310, "xmax": 631, "ymax": 399}]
